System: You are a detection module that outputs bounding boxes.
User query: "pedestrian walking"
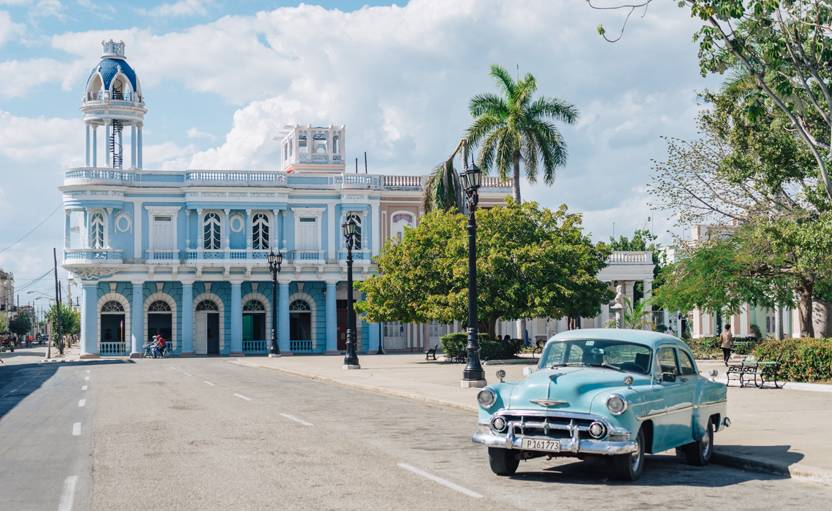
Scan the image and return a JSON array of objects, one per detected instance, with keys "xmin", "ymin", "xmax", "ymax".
[{"xmin": 720, "ymin": 324, "xmax": 734, "ymax": 366}]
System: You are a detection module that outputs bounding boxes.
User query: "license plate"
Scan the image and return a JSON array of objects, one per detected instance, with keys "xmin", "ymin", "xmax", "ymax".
[{"xmin": 520, "ymin": 438, "xmax": 560, "ymax": 452}]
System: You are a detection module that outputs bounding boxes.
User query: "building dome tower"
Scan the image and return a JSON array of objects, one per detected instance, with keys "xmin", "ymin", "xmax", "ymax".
[{"xmin": 82, "ymin": 40, "xmax": 147, "ymax": 169}]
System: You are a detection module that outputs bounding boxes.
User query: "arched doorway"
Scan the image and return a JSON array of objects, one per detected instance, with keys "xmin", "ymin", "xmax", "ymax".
[
  {"xmin": 147, "ymin": 300, "xmax": 172, "ymax": 347},
  {"xmin": 242, "ymin": 299, "xmax": 267, "ymax": 353},
  {"xmin": 100, "ymin": 300, "xmax": 126, "ymax": 355},
  {"xmin": 195, "ymin": 299, "xmax": 221, "ymax": 355},
  {"xmin": 289, "ymin": 299, "xmax": 312, "ymax": 352}
]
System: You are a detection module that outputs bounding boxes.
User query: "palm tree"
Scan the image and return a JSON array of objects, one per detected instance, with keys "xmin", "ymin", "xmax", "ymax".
[
  {"xmin": 607, "ymin": 297, "xmax": 655, "ymax": 330},
  {"xmin": 467, "ymin": 64, "xmax": 578, "ymax": 203}
]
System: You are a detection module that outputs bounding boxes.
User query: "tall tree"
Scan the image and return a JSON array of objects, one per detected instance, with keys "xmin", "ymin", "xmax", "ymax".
[
  {"xmin": 356, "ymin": 200, "xmax": 611, "ymax": 337},
  {"xmin": 8, "ymin": 312, "xmax": 32, "ymax": 338},
  {"xmin": 467, "ymin": 64, "xmax": 578, "ymax": 203}
]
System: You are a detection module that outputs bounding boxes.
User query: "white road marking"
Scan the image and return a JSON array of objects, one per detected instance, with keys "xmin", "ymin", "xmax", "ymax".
[
  {"xmin": 397, "ymin": 463, "xmax": 483, "ymax": 499},
  {"xmin": 85, "ymin": 369, "xmax": 90, "ymax": 374},
  {"xmin": 280, "ymin": 413, "xmax": 313, "ymax": 427},
  {"xmin": 78, "ymin": 399, "xmax": 86, "ymax": 408},
  {"xmin": 83, "ymin": 376, "xmax": 89, "ymax": 381},
  {"xmin": 168, "ymin": 366, "xmax": 177, "ymax": 370},
  {"xmin": 233, "ymin": 393, "xmax": 252, "ymax": 401},
  {"xmin": 58, "ymin": 475, "xmax": 78, "ymax": 511},
  {"xmin": 81, "ymin": 385, "xmax": 88, "ymax": 391},
  {"xmin": 182, "ymin": 371, "xmax": 193, "ymax": 377},
  {"xmin": 203, "ymin": 380, "xmax": 215, "ymax": 386},
  {"xmin": 72, "ymin": 423, "xmax": 82, "ymax": 436}
]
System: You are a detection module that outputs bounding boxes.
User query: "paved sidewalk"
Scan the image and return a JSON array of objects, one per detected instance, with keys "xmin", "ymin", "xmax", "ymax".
[{"xmin": 234, "ymin": 353, "xmax": 832, "ymax": 482}]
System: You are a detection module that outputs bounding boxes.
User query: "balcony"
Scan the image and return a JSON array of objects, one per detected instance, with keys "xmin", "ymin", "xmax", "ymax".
[
  {"xmin": 337, "ymin": 249, "xmax": 371, "ymax": 262},
  {"xmin": 185, "ymin": 171, "xmax": 288, "ymax": 187},
  {"xmin": 288, "ymin": 250, "xmax": 325, "ymax": 264},
  {"xmin": 145, "ymin": 249, "xmax": 180, "ymax": 264},
  {"xmin": 64, "ymin": 249, "xmax": 123, "ymax": 265},
  {"xmin": 65, "ymin": 168, "xmax": 138, "ymax": 186}
]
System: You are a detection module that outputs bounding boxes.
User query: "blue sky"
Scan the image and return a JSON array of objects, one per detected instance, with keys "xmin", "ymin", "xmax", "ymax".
[{"xmin": 0, "ymin": 0, "xmax": 719, "ymax": 298}]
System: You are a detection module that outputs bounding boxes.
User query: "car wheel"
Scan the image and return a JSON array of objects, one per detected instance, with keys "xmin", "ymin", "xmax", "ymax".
[
  {"xmin": 488, "ymin": 447, "xmax": 519, "ymax": 476},
  {"xmin": 611, "ymin": 427, "xmax": 645, "ymax": 481},
  {"xmin": 682, "ymin": 418, "xmax": 714, "ymax": 466}
]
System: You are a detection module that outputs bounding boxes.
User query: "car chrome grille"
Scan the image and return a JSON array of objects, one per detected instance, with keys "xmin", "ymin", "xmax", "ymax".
[{"xmin": 500, "ymin": 413, "xmax": 598, "ymax": 440}]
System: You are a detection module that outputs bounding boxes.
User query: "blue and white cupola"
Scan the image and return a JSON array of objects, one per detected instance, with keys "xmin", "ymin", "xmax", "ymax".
[{"xmin": 81, "ymin": 40, "xmax": 147, "ymax": 169}]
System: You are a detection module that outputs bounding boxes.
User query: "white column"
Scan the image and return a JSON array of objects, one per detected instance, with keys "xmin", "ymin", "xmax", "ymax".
[
  {"xmin": 624, "ymin": 281, "xmax": 635, "ymax": 308},
  {"xmin": 134, "ymin": 202, "xmax": 143, "ymax": 260},
  {"xmin": 105, "ymin": 121, "xmax": 111, "ymax": 168},
  {"xmin": 739, "ymin": 304, "xmax": 749, "ymax": 337},
  {"xmin": 371, "ymin": 202, "xmax": 380, "ymax": 257},
  {"xmin": 327, "ymin": 203, "xmax": 336, "ymax": 261},
  {"xmin": 600, "ymin": 302, "xmax": 610, "ymax": 328},
  {"xmin": 92, "ymin": 126, "xmax": 98, "ymax": 167},
  {"xmin": 137, "ymin": 125, "xmax": 143, "ymax": 169},
  {"xmin": 643, "ymin": 279, "xmax": 652, "ymax": 330},
  {"xmin": 85, "ymin": 124, "xmax": 90, "ymax": 166},
  {"xmin": 80, "ymin": 282, "xmax": 98, "ymax": 357}
]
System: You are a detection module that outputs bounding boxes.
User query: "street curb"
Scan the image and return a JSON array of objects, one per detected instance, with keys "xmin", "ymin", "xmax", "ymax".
[
  {"xmin": 230, "ymin": 359, "xmax": 478, "ymax": 414},
  {"xmin": 713, "ymin": 452, "xmax": 832, "ymax": 484},
  {"xmin": 232, "ymin": 359, "xmax": 831, "ymax": 482}
]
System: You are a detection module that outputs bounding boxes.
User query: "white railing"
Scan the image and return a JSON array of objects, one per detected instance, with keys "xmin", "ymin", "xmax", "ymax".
[
  {"xmin": 607, "ymin": 251, "xmax": 653, "ymax": 265},
  {"xmin": 382, "ymin": 175, "xmax": 422, "ymax": 189},
  {"xmin": 100, "ymin": 342, "xmax": 127, "ymax": 356},
  {"xmin": 145, "ymin": 249, "xmax": 180, "ymax": 263},
  {"xmin": 64, "ymin": 249, "xmax": 123, "ymax": 264},
  {"xmin": 243, "ymin": 340, "xmax": 268, "ymax": 353},
  {"xmin": 290, "ymin": 339, "xmax": 314, "ymax": 352},
  {"xmin": 65, "ymin": 168, "xmax": 138, "ymax": 185},
  {"xmin": 185, "ymin": 171, "xmax": 288, "ymax": 187},
  {"xmin": 338, "ymin": 249, "xmax": 371, "ymax": 261},
  {"xmin": 481, "ymin": 176, "xmax": 512, "ymax": 189},
  {"xmin": 290, "ymin": 250, "xmax": 324, "ymax": 263}
]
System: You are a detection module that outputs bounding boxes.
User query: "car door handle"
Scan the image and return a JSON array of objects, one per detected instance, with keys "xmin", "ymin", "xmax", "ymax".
[{"xmin": 680, "ymin": 377, "xmax": 688, "ymax": 383}]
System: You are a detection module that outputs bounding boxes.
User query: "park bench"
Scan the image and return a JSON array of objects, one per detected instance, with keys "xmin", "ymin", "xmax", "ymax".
[
  {"xmin": 425, "ymin": 344, "xmax": 438, "ymax": 361},
  {"xmin": 726, "ymin": 357, "xmax": 783, "ymax": 389}
]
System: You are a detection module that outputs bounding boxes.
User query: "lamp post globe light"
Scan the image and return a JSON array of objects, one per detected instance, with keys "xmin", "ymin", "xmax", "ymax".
[
  {"xmin": 268, "ymin": 248, "xmax": 283, "ymax": 357},
  {"xmin": 460, "ymin": 160, "xmax": 486, "ymax": 388},
  {"xmin": 342, "ymin": 218, "xmax": 361, "ymax": 369}
]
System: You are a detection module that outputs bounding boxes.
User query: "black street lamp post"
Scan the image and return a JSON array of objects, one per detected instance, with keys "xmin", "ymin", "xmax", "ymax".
[
  {"xmin": 342, "ymin": 219, "xmax": 361, "ymax": 369},
  {"xmin": 268, "ymin": 248, "xmax": 283, "ymax": 357},
  {"xmin": 460, "ymin": 160, "xmax": 486, "ymax": 387}
]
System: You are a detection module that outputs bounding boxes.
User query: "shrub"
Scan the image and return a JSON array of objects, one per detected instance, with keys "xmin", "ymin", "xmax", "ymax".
[
  {"xmin": 752, "ymin": 338, "xmax": 832, "ymax": 383},
  {"xmin": 439, "ymin": 332, "xmax": 517, "ymax": 360}
]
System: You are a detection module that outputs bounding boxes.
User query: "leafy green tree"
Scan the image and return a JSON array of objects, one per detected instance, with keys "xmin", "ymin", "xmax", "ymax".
[
  {"xmin": 357, "ymin": 200, "xmax": 611, "ymax": 337},
  {"xmin": 46, "ymin": 303, "xmax": 80, "ymax": 354},
  {"xmin": 467, "ymin": 64, "xmax": 578, "ymax": 203},
  {"xmin": 8, "ymin": 312, "xmax": 32, "ymax": 338},
  {"xmin": 593, "ymin": 0, "xmax": 832, "ymax": 201}
]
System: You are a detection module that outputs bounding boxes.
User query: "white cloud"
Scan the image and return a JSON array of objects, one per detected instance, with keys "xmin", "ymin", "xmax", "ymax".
[
  {"xmin": 0, "ymin": 11, "xmax": 23, "ymax": 47},
  {"xmin": 140, "ymin": 0, "xmax": 212, "ymax": 18},
  {"xmin": 186, "ymin": 127, "xmax": 215, "ymax": 141},
  {"xmin": 0, "ymin": 110, "xmax": 81, "ymax": 163}
]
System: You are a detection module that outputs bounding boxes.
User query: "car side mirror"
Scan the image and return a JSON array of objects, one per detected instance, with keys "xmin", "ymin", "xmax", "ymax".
[
  {"xmin": 523, "ymin": 366, "xmax": 536, "ymax": 377},
  {"xmin": 662, "ymin": 372, "xmax": 677, "ymax": 383}
]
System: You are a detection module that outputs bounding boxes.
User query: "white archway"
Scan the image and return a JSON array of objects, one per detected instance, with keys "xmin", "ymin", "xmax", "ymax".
[
  {"xmin": 192, "ymin": 292, "xmax": 225, "ymax": 354},
  {"xmin": 97, "ymin": 292, "xmax": 131, "ymax": 352},
  {"xmin": 144, "ymin": 292, "xmax": 177, "ymax": 350}
]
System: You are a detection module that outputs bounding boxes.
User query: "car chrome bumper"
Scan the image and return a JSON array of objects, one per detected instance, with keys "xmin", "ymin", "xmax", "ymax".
[{"xmin": 471, "ymin": 425, "xmax": 637, "ymax": 456}]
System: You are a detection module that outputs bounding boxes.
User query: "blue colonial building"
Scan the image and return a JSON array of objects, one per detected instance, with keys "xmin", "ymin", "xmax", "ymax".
[{"xmin": 63, "ymin": 41, "xmax": 511, "ymax": 358}]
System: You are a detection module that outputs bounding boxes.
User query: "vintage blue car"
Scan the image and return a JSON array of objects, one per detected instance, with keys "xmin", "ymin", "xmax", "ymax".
[{"xmin": 472, "ymin": 328, "xmax": 729, "ymax": 480}]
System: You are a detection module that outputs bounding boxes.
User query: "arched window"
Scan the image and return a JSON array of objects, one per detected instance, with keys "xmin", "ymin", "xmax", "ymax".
[
  {"xmin": 196, "ymin": 299, "xmax": 219, "ymax": 311},
  {"xmin": 203, "ymin": 212, "xmax": 221, "ymax": 250},
  {"xmin": 148, "ymin": 300, "xmax": 171, "ymax": 312},
  {"xmin": 289, "ymin": 299, "xmax": 312, "ymax": 340},
  {"xmin": 391, "ymin": 212, "xmax": 414, "ymax": 241},
  {"xmin": 243, "ymin": 299, "xmax": 267, "ymax": 342},
  {"xmin": 101, "ymin": 301, "xmax": 124, "ymax": 313},
  {"xmin": 344, "ymin": 212, "xmax": 362, "ymax": 250},
  {"xmin": 252, "ymin": 213, "xmax": 269, "ymax": 250},
  {"xmin": 89, "ymin": 212, "xmax": 105, "ymax": 249}
]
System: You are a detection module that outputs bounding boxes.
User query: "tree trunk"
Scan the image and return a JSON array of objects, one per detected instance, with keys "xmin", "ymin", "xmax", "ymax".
[
  {"xmin": 484, "ymin": 317, "xmax": 498, "ymax": 340},
  {"xmin": 813, "ymin": 300, "xmax": 830, "ymax": 338},
  {"xmin": 512, "ymin": 152, "xmax": 522, "ymax": 203},
  {"xmin": 797, "ymin": 283, "xmax": 815, "ymax": 338}
]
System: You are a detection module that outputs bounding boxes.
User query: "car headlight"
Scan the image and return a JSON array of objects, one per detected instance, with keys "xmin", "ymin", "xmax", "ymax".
[
  {"xmin": 477, "ymin": 388, "xmax": 497, "ymax": 408},
  {"xmin": 606, "ymin": 394, "xmax": 628, "ymax": 415}
]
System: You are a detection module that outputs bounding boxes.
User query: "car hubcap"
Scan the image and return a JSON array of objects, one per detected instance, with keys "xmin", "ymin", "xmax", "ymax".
[{"xmin": 702, "ymin": 430, "xmax": 712, "ymax": 457}]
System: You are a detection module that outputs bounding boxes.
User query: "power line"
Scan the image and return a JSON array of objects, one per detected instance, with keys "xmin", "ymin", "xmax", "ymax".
[
  {"xmin": 0, "ymin": 203, "xmax": 63, "ymax": 256},
  {"xmin": 15, "ymin": 268, "xmax": 54, "ymax": 293}
]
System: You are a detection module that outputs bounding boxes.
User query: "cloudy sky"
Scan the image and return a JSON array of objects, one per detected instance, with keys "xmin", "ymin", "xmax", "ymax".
[{"xmin": 0, "ymin": 0, "xmax": 718, "ymax": 299}]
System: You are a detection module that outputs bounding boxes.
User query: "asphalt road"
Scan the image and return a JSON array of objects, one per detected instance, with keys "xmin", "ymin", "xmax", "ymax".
[{"xmin": 1, "ymin": 351, "xmax": 831, "ymax": 511}]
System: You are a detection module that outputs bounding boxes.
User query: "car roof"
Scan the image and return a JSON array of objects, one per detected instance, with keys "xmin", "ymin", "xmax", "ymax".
[{"xmin": 548, "ymin": 328, "xmax": 690, "ymax": 350}]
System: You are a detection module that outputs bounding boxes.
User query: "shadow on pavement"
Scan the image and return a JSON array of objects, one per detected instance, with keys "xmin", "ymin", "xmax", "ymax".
[
  {"xmin": 0, "ymin": 359, "xmax": 132, "ymax": 419},
  {"xmin": 715, "ymin": 444, "xmax": 804, "ymax": 470},
  {"xmin": 510, "ymin": 452, "xmax": 789, "ymax": 486}
]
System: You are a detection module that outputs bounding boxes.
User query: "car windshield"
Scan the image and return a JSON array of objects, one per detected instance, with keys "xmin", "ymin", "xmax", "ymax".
[{"xmin": 539, "ymin": 339, "xmax": 653, "ymax": 375}]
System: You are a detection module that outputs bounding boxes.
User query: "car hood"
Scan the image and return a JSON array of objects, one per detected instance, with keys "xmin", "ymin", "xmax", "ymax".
[{"xmin": 506, "ymin": 366, "xmax": 646, "ymax": 413}]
